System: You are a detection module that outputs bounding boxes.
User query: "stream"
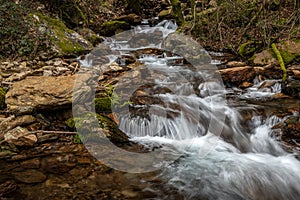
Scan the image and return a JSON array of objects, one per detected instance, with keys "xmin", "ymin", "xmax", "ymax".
[{"xmin": 78, "ymin": 20, "xmax": 300, "ymax": 199}]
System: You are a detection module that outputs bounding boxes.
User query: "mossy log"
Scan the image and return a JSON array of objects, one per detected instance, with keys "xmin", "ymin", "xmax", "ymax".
[{"xmin": 271, "ymin": 43, "xmax": 287, "ymax": 82}]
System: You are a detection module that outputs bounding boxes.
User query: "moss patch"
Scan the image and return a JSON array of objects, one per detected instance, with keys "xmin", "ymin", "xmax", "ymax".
[
  {"xmin": 0, "ymin": 87, "xmax": 6, "ymax": 110},
  {"xmin": 94, "ymin": 97, "xmax": 112, "ymax": 113},
  {"xmin": 65, "ymin": 113, "xmax": 128, "ymax": 143}
]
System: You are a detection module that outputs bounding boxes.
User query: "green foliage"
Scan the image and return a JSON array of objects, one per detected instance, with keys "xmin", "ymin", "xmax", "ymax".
[
  {"xmin": 188, "ymin": 0, "xmax": 300, "ymax": 55},
  {"xmin": 0, "ymin": 87, "xmax": 6, "ymax": 110},
  {"xmin": 94, "ymin": 85, "xmax": 131, "ymax": 113},
  {"xmin": 0, "ymin": 0, "xmax": 48, "ymax": 59}
]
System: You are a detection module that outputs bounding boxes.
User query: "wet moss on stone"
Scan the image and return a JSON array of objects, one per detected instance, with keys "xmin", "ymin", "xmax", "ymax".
[{"xmin": 0, "ymin": 87, "xmax": 6, "ymax": 110}]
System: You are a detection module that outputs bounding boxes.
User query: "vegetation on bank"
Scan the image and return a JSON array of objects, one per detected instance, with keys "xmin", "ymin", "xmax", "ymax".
[
  {"xmin": 179, "ymin": 0, "xmax": 300, "ymax": 58},
  {"xmin": 0, "ymin": 0, "xmax": 299, "ymax": 63}
]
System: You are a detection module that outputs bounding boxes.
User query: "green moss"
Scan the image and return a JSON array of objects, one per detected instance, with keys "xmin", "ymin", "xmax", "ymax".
[
  {"xmin": 279, "ymin": 50, "xmax": 297, "ymax": 64},
  {"xmin": 238, "ymin": 41, "xmax": 254, "ymax": 56},
  {"xmin": 65, "ymin": 113, "xmax": 128, "ymax": 143},
  {"xmin": 272, "ymin": 43, "xmax": 287, "ymax": 81},
  {"xmin": 0, "ymin": 87, "xmax": 6, "ymax": 110},
  {"xmin": 94, "ymin": 97, "xmax": 112, "ymax": 112},
  {"xmin": 31, "ymin": 13, "xmax": 86, "ymax": 55},
  {"xmin": 99, "ymin": 21, "xmax": 131, "ymax": 36}
]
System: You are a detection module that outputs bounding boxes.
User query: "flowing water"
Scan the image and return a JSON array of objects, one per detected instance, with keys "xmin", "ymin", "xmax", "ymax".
[{"xmin": 81, "ymin": 20, "xmax": 300, "ymax": 199}]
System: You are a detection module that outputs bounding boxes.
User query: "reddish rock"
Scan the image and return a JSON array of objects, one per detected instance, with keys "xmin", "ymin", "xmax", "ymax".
[{"xmin": 219, "ymin": 66, "xmax": 256, "ymax": 85}]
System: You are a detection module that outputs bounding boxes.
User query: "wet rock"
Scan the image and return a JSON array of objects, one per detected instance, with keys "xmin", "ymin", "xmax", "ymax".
[
  {"xmin": 75, "ymin": 28, "xmax": 103, "ymax": 46},
  {"xmin": 115, "ymin": 14, "xmax": 142, "ymax": 25},
  {"xmin": 41, "ymin": 155, "xmax": 77, "ymax": 174},
  {"xmin": 282, "ymin": 80, "xmax": 300, "ymax": 98},
  {"xmin": 13, "ymin": 170, "xmax": 47, "ymax": 183},
  {"xmin": 279, "ymin": 116, "xmax": 300, "ymax": 151},
  {"xmin": 6, "ymin": 75, "xmax": 75, "ymax": 113},
  {"xmin": 98, "ymin": 20, "xmax": 131, "ymax": 37},
  {"xmin": 4, "ymin": 127, "xmax": 37, "ymax": 147},
  {"xmin": 159, "ymin": 8, "xmax": 173, "ymax": 20},
  {"xmin": 219, "ymin": 66, "xmax": 256, "ymax": 85},
  {"xmin": 239, "ymin": 81, "xmax": 253, "ymax": 89}
]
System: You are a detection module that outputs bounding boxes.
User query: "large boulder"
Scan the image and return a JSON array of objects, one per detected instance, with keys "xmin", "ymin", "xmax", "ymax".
[
  {"xmin": 30, "ymin": 13, "xmax": 92, "ymax": 58},
  {"xmin": 252, "ymin": 40, "xmax": 300, "ymax": 65},
  {"xmin": 6, "ymin": 75, "xmax": 75, "ymax": 113}
]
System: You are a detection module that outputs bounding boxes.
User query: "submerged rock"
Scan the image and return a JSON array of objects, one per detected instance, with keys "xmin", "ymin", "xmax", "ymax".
[{"xmin": 6, "ymin": 76, "xmax": 75, "ymax": 114}]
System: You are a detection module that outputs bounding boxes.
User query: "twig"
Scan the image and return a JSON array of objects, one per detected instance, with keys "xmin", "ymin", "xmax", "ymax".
[{"xmin": 30, "ymin": 130, "xmax": 78, "ymax": 135}]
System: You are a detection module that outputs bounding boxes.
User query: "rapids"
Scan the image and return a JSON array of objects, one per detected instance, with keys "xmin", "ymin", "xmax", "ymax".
[{"xmin": 80, "ymin": 20, "xmax": 300, "ymax": 200}]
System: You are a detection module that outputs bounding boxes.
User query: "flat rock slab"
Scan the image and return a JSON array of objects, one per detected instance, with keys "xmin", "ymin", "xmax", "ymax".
[{"xmin": 6, "ymin": 76, "xmax": 75, "ymax": 113}]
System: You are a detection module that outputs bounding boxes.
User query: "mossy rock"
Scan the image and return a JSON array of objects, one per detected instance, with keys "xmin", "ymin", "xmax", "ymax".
[
  {"xmin": 75, "ymin": 28, "xmax": 103, "ymax": 46},
  {"xmin": 65, "ymin": 113, "xmax": 128, "ymax": 143},
  {"xmin": 30, "ymin": 13, "xmax": 92, "ymax": 57},
  {"xmin": 277, "ymin": 40, "xmax": 300, "ymax": 64},
  {"xmin": 0, "ymin": 87, "xmax": 6, "ymax": 110},
  {"xmin": 98, "ymin": 21, "xmax": 131, "ymax": 37},
  {"xmin": 94, "ymin": 97, "xmax": 112, "ymax": 113}
]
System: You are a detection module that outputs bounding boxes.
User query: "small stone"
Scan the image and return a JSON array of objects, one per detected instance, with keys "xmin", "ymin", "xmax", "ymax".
[
  {"xmin": 19, "ymin": 62, "xmax": 27, "ymax": 68},
  {"xmin": 121, "ymin": 189, "xmax": 138, "ymax": 198},
  {"xmin": 13, "ymin": 170, "xmax": 47, "ymax": 183},
  {"xmin": 77, "ymin": 157, "xmax": 92, "ymax": 164},
  {"xmin": 43, "ymin": 70, "xmax": 53, "ymax": 76},
  {"xmin": 55, "ymin": 67, "xmax": 69, "ymax": 73},
  {"xmin": 292, "ymin": 70, "xmax": 300, "ymax": 79},
  {"xmin": 239, "ymin": 81, "xmax": 253, "ymax": 89},
  {"xmin": 54, "ymin": 60, "xmax": 63, "ymax": 66},
  {"xmin": 226, "ymin": 61, "xmax": 246, "ymax": 67},
  {"xmin": 4, "ymin": 127, "xmax": 37, "ymax": 146}
]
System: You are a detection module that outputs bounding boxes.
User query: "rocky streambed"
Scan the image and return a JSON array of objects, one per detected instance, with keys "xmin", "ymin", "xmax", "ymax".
[{"xmin": 1, "ymin": 22, "xmax": 300, "ymax": 199}]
